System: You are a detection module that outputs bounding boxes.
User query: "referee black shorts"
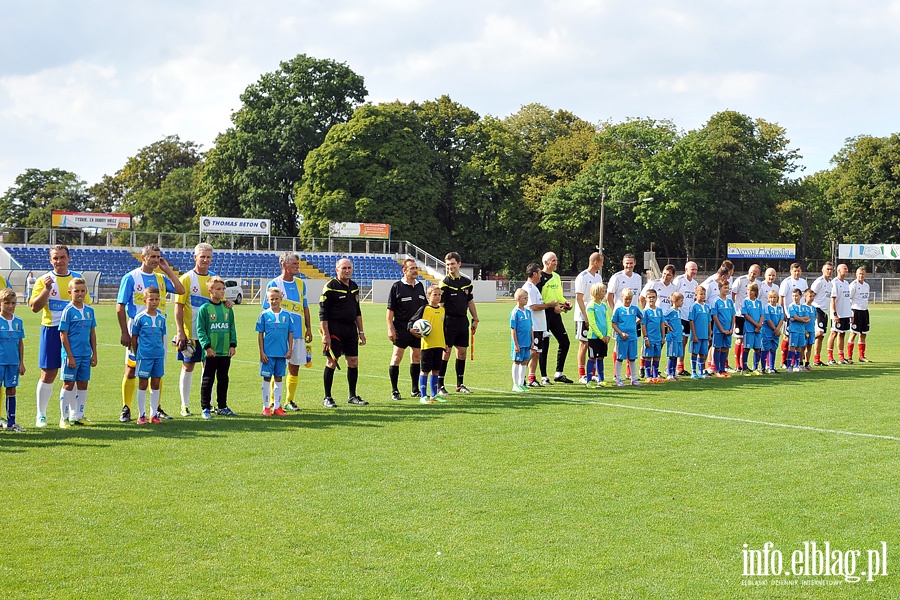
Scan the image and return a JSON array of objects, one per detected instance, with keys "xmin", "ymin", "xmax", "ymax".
[
  {"xmin": 393, "ymin": 322, "xmax": 421, "ymax": 349},
  {"xmin": 326, "ymin": 321, "xmax": 359, "ymax": 359},
  {"xmin": 444, "ymin": 316, "xmax": 469, "ymax": 348}
]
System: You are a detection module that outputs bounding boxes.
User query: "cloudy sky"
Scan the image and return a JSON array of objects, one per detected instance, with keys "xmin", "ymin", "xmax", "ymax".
[{"xmin": 2, "ymin": 0, "xmax": 899, "ymax": 191}]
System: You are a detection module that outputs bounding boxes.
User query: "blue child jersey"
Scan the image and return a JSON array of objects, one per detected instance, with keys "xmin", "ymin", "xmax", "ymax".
[
  {"xmin": 256, "ymin": 308, "xmax": 292, "ymax": 358},
  {"xmin": 612, "ymin": 305, "xmax": 641, "ymax": 340},
  {"xmin": 0, "ymin": 315, "xmax": 25, "ymax": 366},
  {"xmin": 642, "ymin": 306, "xmax": 664, "ymax": 344},
  {"xmin": 763, "ymin": 304, "xmax": 784, "ymax": 340},
  {"xmin": 742, "ymin": 299, "xmax": 764, "ymax": 334},
  {"xmin": 586, "ymin": 301, "xmax": 608, "ymax": 339},
  {"xmin": 787, "ymin": 304, "xmax": 807, "ymax": 335},
  {"xmin": 59, "ymin": 304, "xmax": 96, "ymax": 359},
  {"xmin": 712, "ymin": 298, "xmax": 736, "ymax": 335},
  {"xmin": 803, "ymin": 304, "xmax": 816, "ymax": 336},
  {"xmin": 663, "ymin": 310, "xmax": 682, "ymax": 346},
  {"xmin": 130, "ymin": 310, "xmax": 167, "ymax": 360},
  {"xmin": 689, "ymin": 303, "xmax": 711, "ymax": 339},
  {"xmin": 510, "ymin": 306, "xmax": 533, "ymax": 352}
]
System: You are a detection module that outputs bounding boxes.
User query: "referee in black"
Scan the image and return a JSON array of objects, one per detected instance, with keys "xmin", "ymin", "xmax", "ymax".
[
  {"xmin": 438, "ymin": 252, "xmax": 479, "ymax": 396},
  {"xmin": 386, "ymin": 258, "xmax": 427, "ymax": 400},
  {"xmin": 320, "ymin": 258, "xmax": 367, "ymax": 407}
]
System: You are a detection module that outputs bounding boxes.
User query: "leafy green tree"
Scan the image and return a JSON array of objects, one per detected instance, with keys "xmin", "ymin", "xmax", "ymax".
[
  {"xmin": 0, "ymin": 168, "xmax": 91, "ymax": 243},
  {"xmin": 296, "ymin": 102, "xmax": 443, "ymax": 246},
  {"xmin": 90, "ymin": 135, "xmax": 202, "ymax": 232},
  {"xmin": 825, "ymin": 134, "xmax": 900, "ymax": 245},
  {"xmin": 777, "ymin": 174, "xmax": 834, "ymax": 263},
  {"xmin": 199, "ymin": 54, "xmax": 367, "ymax": 236}
]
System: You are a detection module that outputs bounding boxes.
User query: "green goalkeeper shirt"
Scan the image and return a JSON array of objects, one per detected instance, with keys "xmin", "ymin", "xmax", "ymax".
[{"xmin": 197, "ymin": 300, "xmax": 237, "ymax": 356}]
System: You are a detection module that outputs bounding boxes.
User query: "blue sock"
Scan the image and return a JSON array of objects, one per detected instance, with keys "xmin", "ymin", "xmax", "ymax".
[
  {"xmin": 419, "ymin": 374, "xmax": 428, "ymax": 398},
  {"xmin": 586, "ymin": 359, "xmax": 595, "ymax": 381},
  {"xmin": 430, "ymin": 374, "xmax": 438, "ymax": 397},
  {"xmin": 598, "ymin": 361, "xmax": 604, "ymax": 382},
  {"xmin": 5, "ymin": 394, "xmax": 15, "ymax": 426}
]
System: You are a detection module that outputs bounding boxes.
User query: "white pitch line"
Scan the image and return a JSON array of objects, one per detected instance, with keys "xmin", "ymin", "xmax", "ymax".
[{"xmin": 480, "ymin": 386, "xmax": 900, "ymax": 442}]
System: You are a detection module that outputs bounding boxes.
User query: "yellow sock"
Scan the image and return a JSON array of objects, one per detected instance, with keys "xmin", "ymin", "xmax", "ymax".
[
  {"xmin": 286, "ymin": 373, "xmax": 299, "ymax": 403},
  {"xmin": 122, "ymin": 376, "xmax": 136, "ymax": 410}
]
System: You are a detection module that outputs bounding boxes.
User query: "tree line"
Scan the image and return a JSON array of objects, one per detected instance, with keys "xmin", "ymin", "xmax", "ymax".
[{"xmin": 2, "ymin": 54, "xmax": 898, "ymax": 275}]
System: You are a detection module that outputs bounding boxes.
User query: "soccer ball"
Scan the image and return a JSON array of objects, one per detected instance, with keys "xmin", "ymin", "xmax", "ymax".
[{"xmin": 411, "ymin": 319, "xmax": 432, "ymax": 336}]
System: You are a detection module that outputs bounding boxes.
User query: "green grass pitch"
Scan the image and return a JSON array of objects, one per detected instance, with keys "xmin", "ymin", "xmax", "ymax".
[{"xmin": 1, "ymin": 302, "xmax": 898, "ymax": 599}]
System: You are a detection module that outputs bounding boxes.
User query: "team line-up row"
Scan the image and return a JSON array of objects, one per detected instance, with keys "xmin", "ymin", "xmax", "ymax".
[{"xmin": 0, "ymin": 246, "xmax": 876, "ymax": 432}]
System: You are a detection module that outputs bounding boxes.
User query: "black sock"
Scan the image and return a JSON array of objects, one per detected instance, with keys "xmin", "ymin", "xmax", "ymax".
[
  {"xmin": 456, "ymin": 358, "xmax": 466, "ymax": 386},
  {"xmin": 409, "ymin": 363, "xmax": 421, "ymax": 393},
  {"xmin": 388, "ymin": 365, "xmax": 400, "ymax": 392},
  {"xmin": 348, "ymin": 367, "xmax": 358, "ymax": 397},
  {"xmin": 324, "ymin": 366, "xmax": 335, "ymax": 397},
  {"xmin": 438, "ymin": 359, "xmax": 449, "ymax": 387}
]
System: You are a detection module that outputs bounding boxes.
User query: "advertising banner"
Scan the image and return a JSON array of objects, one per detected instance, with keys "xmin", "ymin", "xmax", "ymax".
[
  {"xmin": 200, "ymin": 217, "xmax": 271, "ymax": 235},
  {"xmin": 329, "ymin": 222, "xmax": 391, "ymax": 239},
  {"xmin": 838, "ymin": 244, "xmax": 900, "ymax": 260},
  {"xmin": 727, "ymin": 243, "xmax": 796, "ymax": 259},
  {"xmin": 51, "ymin": 211, "xmax": 131, "ymax": 230}
]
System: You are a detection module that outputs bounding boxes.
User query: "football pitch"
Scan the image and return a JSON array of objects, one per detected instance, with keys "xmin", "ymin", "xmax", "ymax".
[{"xmin": 2, "ymin": 302, "xmax": 898, "ymax": 599}]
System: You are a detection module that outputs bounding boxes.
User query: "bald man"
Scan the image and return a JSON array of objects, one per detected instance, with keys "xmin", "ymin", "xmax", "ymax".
[{"xmin": 538, "ymin": 252, "xmax": 573, "ymax": 384}]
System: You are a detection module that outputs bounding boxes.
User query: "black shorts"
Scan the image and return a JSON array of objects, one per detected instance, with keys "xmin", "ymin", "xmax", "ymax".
[
  {"xmin": 850, "ymin": 310, "xmax": 869, "ymax": 334},
  {"xmin": 681, "ymin": 319, "xmax": 691, "ymax": 338},
  {"xmin": 531, "ymin": 331, "xmax": 545, "ymax": 353},
  {"xmin": 588, "ymin": 338, "xmax": 608, "ymax": 360},
  {"xmin": 326, "ymin": 321, "xmax": 359, "ymax": 359},
  {"xmin": 444, "ymin": 316, "xmax": 469, "ymax": 348},
  {"xmin": 420, "ymin": 347, "xmax": 444, "ymax": 373},
  {"xmin": 832, "ymin": 316, "xmax": 851, "ymax": 333},
  {"xmin": 734, "ymin": 316, "xmax": 745, "ymax": 337},
  {"xmin": 815, "ymin": 308, "xmax": 828, "ymax": 334},
  {"xmin": 393, "ymin": 323, "xmax": 421, "ymax": 349},
  {"xmin": 575, "ymin": 320, "xmax": 589, "ymax": 342}
]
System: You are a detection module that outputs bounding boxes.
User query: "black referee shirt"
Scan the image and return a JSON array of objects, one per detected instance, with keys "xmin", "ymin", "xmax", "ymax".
[
  {"xmin": 440, "ymin": 274, "xmax": 473, "ymax": 318},
  {"xmin": 319, "ymin": 278, "xmax": 361, "ymax": 324},
  {"xmin": 387, "ymin": 279, "xmax": 427, "ymax": 324}
]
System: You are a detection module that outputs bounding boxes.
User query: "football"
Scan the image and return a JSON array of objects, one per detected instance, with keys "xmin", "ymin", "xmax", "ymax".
[{"xmin": 411, "ymin": 319, "xmax": 432, "ymax": 336}]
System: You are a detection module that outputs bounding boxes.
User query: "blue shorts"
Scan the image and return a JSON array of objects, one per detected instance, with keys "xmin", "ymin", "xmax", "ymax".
[
  {"xmin": 178, "ymin": 338, "xmax": 204, "ymax": 364},
  {"xmin": 62, "ymin": 356, "xmax": 92, "ymax": 382},
  {"xmin": 643, "ymin": 341, "xmax": 662, "ymax": 358},
  {"xmin": 511, "ymin": 348, "xmax": 531, "ymax": 363},
  {"xmin": 616, "ymin": 338, "xmax": 638, "ymax": 361},
  {"xmin": 260, "ymin": 357, "xmax": 287, "ymax": 379},
  {"xmin": 665, "ymin": 334, "xmax": 683, "ymax": 358},
  {"xmin": 691, "ymin": 339, "xmax": 709, "ymax": 356},
  {"xmin": 789, "ymin": 331, "xmax": 807, "ymax": 348},
  {"xmin": 744, "ymin": 331, "xmax": 762, "ymax": 350},
  {"xmin": 39, "ymin": 326, "xmax": 62, "ymax": 370},
  {"xmin": 761, "ymin": 336, "xmax": 778, "ymax": 352},
  {"xmin": 136, "ymin": 358, "xmax": 165, "ymax": 379},
  {"xmin": 712, "ymin": 332, "xmax": 732, "ymax": 349},
  {"xmin": 0, "ymin": 364, "xmax": 20, "ymax": 388}
]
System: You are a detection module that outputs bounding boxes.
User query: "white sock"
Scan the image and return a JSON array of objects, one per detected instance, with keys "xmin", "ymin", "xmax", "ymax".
[
  {"xmin": 262, "ymin": 380, "xmax": 270, "ymax": 409},
  {"xmin": 628, "ymin": 360, "xmax": 637, "ymax": 382},
  {"xmin": 36, "ymin": 380, "xmax": 53, "ymax": 417},
  {"xmin": 555, "ymin": 371, "xmax": 563, "ymax": 378},
  {"xmin": 273, "ymin": 382, "xmax": 282, "ymax": 409},
  {"xmin": 179, "ymin": 369, "xmax": 192, "ymax": 408},
  {"xmin": 62, "ymin": 388, "xmax": 76, "ymax": 421},
  {"xmin": 512, "ymin": 363, "xmax": 518, "ymax": 387},
  {"xmin": 517, "ymin": 364, "xmax": 526, "ymax": 385},
  {"xmin": 615, "ymin": 361, "xmax": 622, "ymax": 382},
  {"xmin": 76, "ymin": 389, "xmax": 88, "ymax": 420},
  {"xmin": 150, "ymin": 388, "xmax": 160, "ymax": 417},
  {"xmin": 137, "ymin": 388, "xmax": 147, "ymax": 418}
]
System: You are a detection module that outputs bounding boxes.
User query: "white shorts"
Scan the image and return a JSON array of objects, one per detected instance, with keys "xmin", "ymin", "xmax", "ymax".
[{"xmin": 288, "ymin": 338, "xmax": 308, "ymax": 366}]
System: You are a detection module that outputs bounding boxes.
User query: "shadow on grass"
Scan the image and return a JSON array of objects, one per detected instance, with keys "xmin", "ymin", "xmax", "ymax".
[{"xmin": 2, "ymin": 363, "xmax": 894, "ymax": 452}]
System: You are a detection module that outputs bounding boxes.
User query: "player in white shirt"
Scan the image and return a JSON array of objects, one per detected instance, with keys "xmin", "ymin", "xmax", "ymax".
[
  {"xmin": 606, "ymin": 253, "xmax": 642, "ymax": 372},
  {"xmin": 809, "ymin": 262, "xmax": 834, "ymax": 366},
  {"xmin": 523, "ymin": 263, "xmax": 556, "ymax": 386},
  {"xmin": 673, "ymin": 261, "xmax": 699, "ymax": 374},
  {"xmin": 700, "ymin": 266, "xmax": 732, "ymax": 372},
  {"xmin": 757, "ymin": 269, "xmax": 780, "ymax": 310},
  {"xmin": 847, "ymin": 266, "xmax": 871, "ymax": 362},
  {"xmin": 731, "ymin": 264, "xmax": 760, "ymax": 371},
  {"xmin": 640, "ymin": 265, "xmax": 678, "ymax": 314},
  {"xmin": 573, "ymin": 253, "xmax": 604, "ymax": 383},
  {"xmin": 778, "ymin": 262, "xmax": 808, "ymax": 368},
  {"xmin": 827, "ymin": 263, "xmax": 852, "ymax": 364}
]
